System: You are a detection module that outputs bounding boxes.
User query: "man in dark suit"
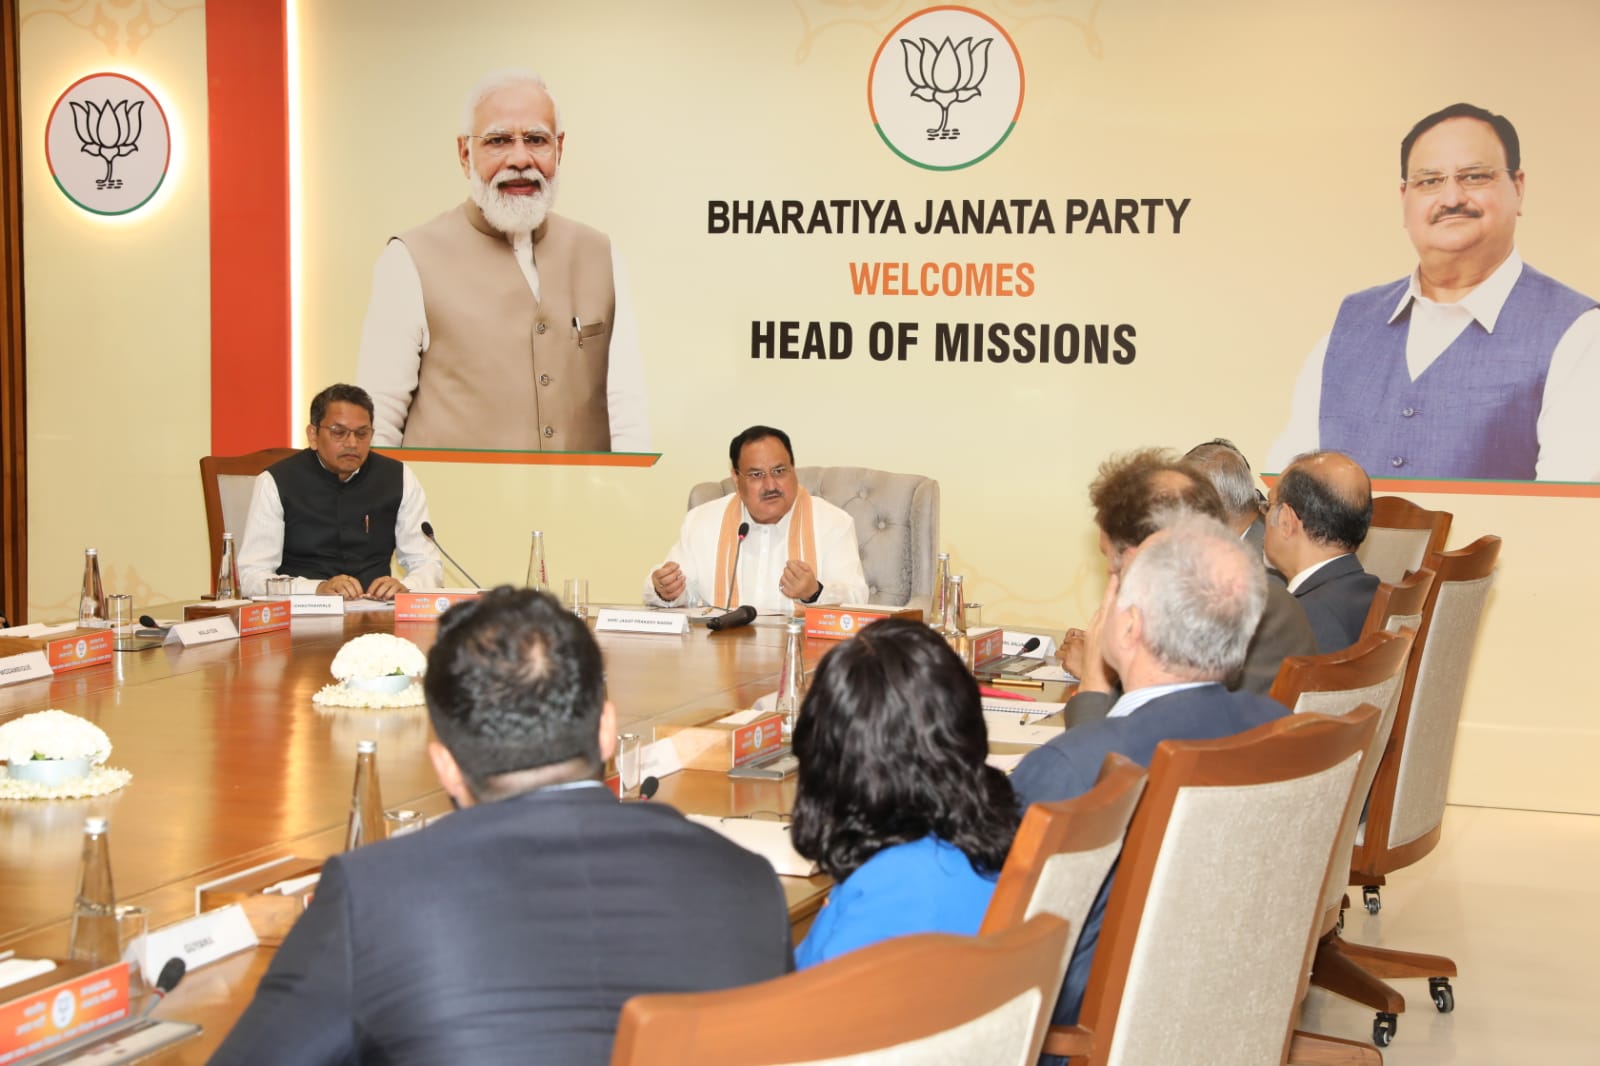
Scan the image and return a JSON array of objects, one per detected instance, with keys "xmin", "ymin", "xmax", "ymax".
[
  {"xmin": 1059, "ymin": 449, "xmax": 1315, "ymax": 724},
  {"xmin": 1013, "ymin": 518, "xmax": 1287, "ymax": 1031},
  {"xmin": 211, "ymin": 588, "xmax": 791, "ymax": 1066},
  {"xmin": 1265, "ymin": 451, "xmax": 1381, "ymax": 653}
]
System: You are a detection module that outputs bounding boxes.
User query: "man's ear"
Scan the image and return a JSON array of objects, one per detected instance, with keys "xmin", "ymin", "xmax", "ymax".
[
  {"xmin": 305, "ymin": 423, "xmax": 318, "ymax": 450},
  {"xmin": 429, "ymin": 739, "xmax": 476, "ymax": 809},
  {"xmin": 597, "ymin": 700, "xmax": 618, "ymax": 762},
  {"xmin": 457, "ymin": 135, "xmax": 472, "ymax": 177},
  {"xmin": 1276, "ymin": 502, "xmax": 1303, "ymax": 539}
]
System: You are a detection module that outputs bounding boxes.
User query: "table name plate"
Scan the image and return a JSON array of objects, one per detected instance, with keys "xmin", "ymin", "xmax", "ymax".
[
  {"xmin": 0, "ymin": 652, "xmax": 52, "ymax": 687},
  {"xmin": 164, "ymin": 617, "xmax": 240, "ymax": 648},
  {"xmin": 595, "ymin": 609, "xmax": 690, "ymax": 635}
]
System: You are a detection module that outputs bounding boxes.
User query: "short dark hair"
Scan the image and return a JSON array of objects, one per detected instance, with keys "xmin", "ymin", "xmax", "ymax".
[
  {"xmin": 309, "ymin": 383, "xmax": 375, "ymax": 428},
  {"xmin": 1401, "ymin": 103, "xmax": 1521, "ymax": 177},
  {"xmin": 728, "ymin": 425, "xmax": 794, "ymax": 471},
  {"xmin": 790, "ymin": 618, "xmax": 1017, "ymax": 883},
  {"xmin": 424, "ymin": 587, "xmax": 606, "ymax": 797},
  {"xmin": 1277, "ymin": 458, "xmax": 1372, "ymax": 552},
  {"xmin": 1090, "ymin": 448, "xmax": 1228, "ymax": 553}
]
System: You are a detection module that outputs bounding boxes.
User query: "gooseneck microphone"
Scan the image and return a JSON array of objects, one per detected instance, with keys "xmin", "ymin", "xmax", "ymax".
[
  {"xmin": 139, "ymin": 957, "xmax": 187, "ymax": 1018},
  {"xmin": 722, "ymin": 522, "xmax": 751, "ymax": 611},
  {"xmin": 705, "ymin": 605, "xmax": 758, "ymax": 632},
  {"xmin": 1017, "ymin": 636, "xmax": 1042, "ymax": 656},
  {"xmin": 420, "ymin": 522, "xmax": 481, "ymax": 589}
]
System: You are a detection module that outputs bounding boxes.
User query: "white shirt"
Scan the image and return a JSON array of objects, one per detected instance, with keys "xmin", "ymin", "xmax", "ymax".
[
  {"xmin": 355, "ymin": 237, "xmax": 652, "ymax": 452},
  {"xmin": 1268, "ymin": 251, "xmax": 1600, "ymax": 481},
  {"xmin": 1106, "ymin": 681, "xmax": 1215, "ymax": 719},
  {"xmin": 237, "ymin": 460, "xmax": 445, "ymax": 597},
  {"xmin": 1284, "ymin": 553, "xmax": 1350, "ymax": 595},
  {"xmin": 642, "ymin": 496, "xmax": 870, "ymax": 615}
]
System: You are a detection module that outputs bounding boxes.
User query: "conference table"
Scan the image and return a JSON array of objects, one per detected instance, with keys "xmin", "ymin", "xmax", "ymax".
[{"xmin": 0, "ymin": 606, "xmax": 857, "ymax": 1063}]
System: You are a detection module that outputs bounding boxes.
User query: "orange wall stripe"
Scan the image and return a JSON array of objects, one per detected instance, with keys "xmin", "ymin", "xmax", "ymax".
[{"xmin": 205, "ymin": 0, "xmax": 289, "ymax": 454}]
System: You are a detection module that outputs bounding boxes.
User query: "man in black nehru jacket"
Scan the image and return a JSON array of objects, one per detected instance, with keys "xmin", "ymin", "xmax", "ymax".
[{"xmin": 237, "ymin": 383, "xmax": 444, "ymax": 599}]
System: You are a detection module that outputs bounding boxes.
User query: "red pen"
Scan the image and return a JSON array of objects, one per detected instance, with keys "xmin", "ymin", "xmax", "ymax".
[{"xmin": 979, "ymin": 684, "xmax": 1036, "ymax": 702}]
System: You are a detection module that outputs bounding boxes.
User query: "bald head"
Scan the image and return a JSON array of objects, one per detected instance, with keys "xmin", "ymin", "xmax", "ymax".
[
  {"xmin": 1276, "ymin": 451, "xmax": 1372, "ymax": 551},
  {"xmin": 1114, "ymin": 517, "xmax": 1267, "ymax": 682}
]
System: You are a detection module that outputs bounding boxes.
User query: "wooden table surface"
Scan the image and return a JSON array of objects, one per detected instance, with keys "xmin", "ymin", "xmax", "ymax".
[{"xmin": 0, "ymin": 609, "xmax": 833, "ymax": 1062}]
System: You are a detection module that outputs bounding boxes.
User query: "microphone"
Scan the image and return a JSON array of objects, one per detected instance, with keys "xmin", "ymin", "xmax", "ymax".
[
  {"xmin": 722, "ymin": 522, "xmax": 750, "ymax": 611},
  {"xmin": 420, "ymin": 522, "xmax": 481, "ymax": 588},
  {"xmin": 136, "ymin": 615, "xmax": 170, "ymax": 638},
  {"xmin": 706, "ymin": 604, "xmax": 757, "ymax": 632},
  {"xmin": 1017, "ymin": 636, "xmax": 1042, "ymax": 656},
  {"xmin": 139, "ymin": 957, "xmax": 187, "ymax": 1018},
  {"xmin": 638, "ymin": 776, "xmax": 660, "ymax": 801}
]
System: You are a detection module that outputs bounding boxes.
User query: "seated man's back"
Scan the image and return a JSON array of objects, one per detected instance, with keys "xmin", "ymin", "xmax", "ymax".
[{"xmin": 215, "ymin": 785, "xmax": 788, "ymax": 1064}]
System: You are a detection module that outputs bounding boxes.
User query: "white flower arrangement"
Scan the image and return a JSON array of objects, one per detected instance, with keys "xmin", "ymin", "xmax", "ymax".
[
  {"xmin": 0, "ymin": 710, "xmax": 112, "ymax": 765},
  {"xmin": 328, "ymin": 634, "xmax": 427, "ymax": 682}
]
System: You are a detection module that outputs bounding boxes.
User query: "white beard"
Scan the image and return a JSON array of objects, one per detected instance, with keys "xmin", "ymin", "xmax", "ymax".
[{"xmin": 469, "ymin": 165, "xmax": 559, "ymax": 235}]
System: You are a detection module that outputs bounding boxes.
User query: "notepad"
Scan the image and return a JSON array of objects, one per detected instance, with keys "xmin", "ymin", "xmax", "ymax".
[
  {"xmin": 981, "ymin": 697, "xmax": 1066, "ymax": 718},
  {"xmin": 686, "ymin": 815, "xmax": 817, "ymax": 878},
  {"xmin": 982, "ymin": 712, "xmax": 1066, "ymax": 747}
]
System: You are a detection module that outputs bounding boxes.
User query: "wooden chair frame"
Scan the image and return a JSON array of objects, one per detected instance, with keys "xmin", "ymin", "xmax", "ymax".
[
  {"xmin": 1357, "ymin": 496, "xmax": 1452, "ymax": 583},
  {"xmin": 609, "ymin": 914, "xmax": 1071, "ymax": 1066},
  {"xmin": 1043, "ymin": 709, "xmax": 1382, "ymax": 1066},
  {"xmin": 199, "ymin": 447, "xmax": 297, "ymax": 595},
  {"xmin": 1360, "ymin": 567, "xmax": 1436, "ymax": 640},
  {"xmin": 980, "ymin": 752, "xmax": 1147, "ymax": 936}
]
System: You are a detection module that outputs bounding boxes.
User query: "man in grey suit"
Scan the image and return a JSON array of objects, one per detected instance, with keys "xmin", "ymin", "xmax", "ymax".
[
  {"xmin": 1265, "ymin": 451, "xmax": 1381, "ymax": 653},
  {"xmin": 1014, "ymin": 517, "xmax": 1288, "ymax": 1032},
  {"xmin": 1059, "ymin": 449, "xmax": 1316, "ymax": 724},
  {"xmin": 1184, "ymin": 439, "xmax": 1268, "ymax": 558},
  {"xmin": 212, "ymin": 588, "xmax": 791, "ymax": 1066}
]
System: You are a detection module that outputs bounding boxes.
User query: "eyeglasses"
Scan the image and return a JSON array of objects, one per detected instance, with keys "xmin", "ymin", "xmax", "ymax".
[
  {"xmin": 1403, "ymin": 168, "xmax": 1513, "ymax": 193},
  {"xmin": 467, "ymin": 130, "xmax": 559, "ymax": 158},
  {"xmin": 317, "ymin": 424, "xmax": 373, "ymax": 443},
  {"xmin": 741, "ymin": 465, "xmax": 792, "ymax": 484}
]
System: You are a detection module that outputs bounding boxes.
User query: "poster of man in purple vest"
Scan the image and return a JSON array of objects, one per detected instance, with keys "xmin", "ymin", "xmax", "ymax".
[{"xmin": 1268, "ymin": 102, "xmax": 1600, "ymax": 483}]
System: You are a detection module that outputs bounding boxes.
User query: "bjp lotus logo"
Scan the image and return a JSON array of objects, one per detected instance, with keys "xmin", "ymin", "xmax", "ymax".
[
  {"xmin": 869, "ymin": 9, "xmax": 1023, "ymax": 171},
  {"xmin": 900, "ymin": 36, "xmax": 991, "ymax": 142},
  {"xmin": 70, "ymin": 99, "xmax": 144, "ymax": 189},
  {"xmin": 45, "ymin": 72, "xmax": 171, "ymax": 216}
]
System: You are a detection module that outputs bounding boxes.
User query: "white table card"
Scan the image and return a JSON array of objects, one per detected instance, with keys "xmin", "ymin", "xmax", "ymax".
[
  {"xmin": 288, "ymin": 594, "xmax": 345, "ymax": 616},
  {"xmin": 0, "ymin": 651, "xmax": 52, "ymax": 687},
  {"xmin": 138, "ymin": 904, "xmax": 258, "ymax": 981},
  {"xmin": 164, "ymin": 616, "xmax": 240, "ymax": 648},
  {"xmin": 595, "ymin": 609, "xmax": 689, "ymax": 635}
]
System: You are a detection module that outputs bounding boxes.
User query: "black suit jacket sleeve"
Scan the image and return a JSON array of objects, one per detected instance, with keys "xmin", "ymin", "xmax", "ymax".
[{"xmin": 211, "ymin": 858, "xmax": 360, "ymax": 1066}]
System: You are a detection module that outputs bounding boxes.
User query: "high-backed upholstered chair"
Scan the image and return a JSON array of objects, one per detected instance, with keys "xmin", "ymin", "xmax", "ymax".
[
  {"xmin": 687, "ymin": 466, "xmax": 940, "ymax": 608},
  {"xmin": 1355, "ymin": 496, "xmax": 1452, "ymax": 585},
  {"xmin": 1041, "ymin": 709, "xmax": 1383, "ymax": 1066},
  {"xmin": 980, "ymin": 753, "xmax": 1147, "ymax": 1009},
  {"xmin": 1360, "ymin": 567, "xmax": 1435, "ymax": 641},
  {"xmin": 1270, "ymin": 631, "xmax": 1416, "ymax": 1047},
  {"xmin": 199, "ymin": 447, "xmax": 298, "ymax": 595},
  {"xmin": 609, "ymin": 914, "xmax": 1070, "ymax": 1066}
]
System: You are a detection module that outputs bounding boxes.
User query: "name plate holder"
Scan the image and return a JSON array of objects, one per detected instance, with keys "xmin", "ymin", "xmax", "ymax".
[
  {"xmin": 138, "ymin": 904, "xmax": 259, "ymax": 980},
  {"xmin": 595, "ymin": 609, "xmax": 689, "ymax": 635},
  {"xmin": 0, "ymin": 629, "xmax": 116, "ymax": 674},
  {"xmin": 0, "ymin": 960, "xmax": 132, "ymax": 1062},
  {"xmin": 394, "ymin": 591, "xmax": 482, "ymax": 622},
  {"xmin": 185, "ymin": 599, "xmax": 291, "ymax": 636},
  {"xmin": 0, "ymin": 651, "xmax": 52, "ymax": 687},
  {"xmin": 287, "ymin": 594, "xmax": 345, "ymax": 616},
  {"xmin": 164, "ymin": 616, "xmax": 240, "ymax": 648}
]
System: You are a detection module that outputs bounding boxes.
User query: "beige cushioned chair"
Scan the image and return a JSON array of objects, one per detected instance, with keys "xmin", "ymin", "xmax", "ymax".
[
  {"xmin": 199, "ymin": 447, "xmax": 298, "ymax": 596},
  {"xmin": 687, "ymin": 466, "xmax": 940, "ymax": 608},
  {"xmin": 1356, "ymin": 496, "xmax": 1452, "ymax": 585}
]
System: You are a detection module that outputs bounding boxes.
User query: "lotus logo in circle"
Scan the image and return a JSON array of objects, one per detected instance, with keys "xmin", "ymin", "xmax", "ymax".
[
  {"xmin": 753, "ymin": 727, "xmax": 766, "ymax": 751},
  {"xmin": 840, "ymin": 613, "xmax": 856, "ymax": 632},
  {"xmin": 868, "ymin": 7, "xmax": 1024, "ymax": 171},
  {"xmin": 75, "ymin": 639, "xmax": 88, "ymax": 659},
  {"xmin": 261, "ymin": 606, "xmax": 274, "ymax": 623},
  {"xmin": 45, "ymin": 72, "xmax": 172, "ymax": 216},
  {"xmin": 433, "ymin": 597, "xmax": 450, "ymax": 614},
  {"xmin": 52, "ymin": 988, "xmax": 77, "ymax": 1028}
]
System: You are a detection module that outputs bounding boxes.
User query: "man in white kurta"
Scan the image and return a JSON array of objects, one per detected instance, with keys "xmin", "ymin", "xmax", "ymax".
[{"xmin": 644, "ymin": 427, "xmax": 869, "ymax": 615}]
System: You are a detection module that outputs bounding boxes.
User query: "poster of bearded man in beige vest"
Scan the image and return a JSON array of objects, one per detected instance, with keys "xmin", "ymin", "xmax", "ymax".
[{"xmin": 355, "ymin": 67, "xmax": 651, "ymax": 454}]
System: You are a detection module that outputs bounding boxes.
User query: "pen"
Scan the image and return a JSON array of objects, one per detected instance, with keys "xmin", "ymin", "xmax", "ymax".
[
  {"xmin": 991, "ymin": 677, "xmax": 1046, "ymax": 689},
  {"xmin": 572, "ymin": 315, "xmax": 583, "ymax": 347}
]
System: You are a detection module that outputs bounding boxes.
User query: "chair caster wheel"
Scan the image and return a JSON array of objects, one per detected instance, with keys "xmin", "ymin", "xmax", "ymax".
[
  {"xmin": 1362, "ymin": 885, "xmax": 1382, "ymax": 914},
  {"xmin": 1373, "ymin": 1012, "xmax": 1397, "ymax": 1047},
  {"xmin": 1430, "ymin": 977, "xmax": 1455, "ymax": 1013}
]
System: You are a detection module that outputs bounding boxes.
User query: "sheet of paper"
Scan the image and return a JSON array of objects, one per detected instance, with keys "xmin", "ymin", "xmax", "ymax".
[
  {"xmin": 1027, "ymin": 663, "xmax": 1077, "ymax": 683},
  {"xmin": 985, "ymin": 750, "xmax": 1028, "ymax": 773},
  {"xmin": 686, "ymin": 814, "xmax": 817, "ymax": 877},
  {"xmin": 0, "ymin": 622, "xmax": 79, "ymax": 638},
  {"xmin": 0, "ymin": 957, "xmax": 56, "ymax": 990},
  {"xmin": 981, "ymin": 697, "xmax": 1066, "ymax": 718},
  {"xmin": 345, "ymin": 599, "xmax": 396, "ymax": 613},
  {"xmin": 982, "ymin": 711, "xmax": 1065, "ymax": 747}
]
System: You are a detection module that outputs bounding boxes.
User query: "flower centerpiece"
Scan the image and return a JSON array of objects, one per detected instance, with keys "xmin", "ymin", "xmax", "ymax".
[
  {"xmin": 314, "ymin": 633, "xmax": 427, "ymax": 709},
  {"xmin": 0, "ymin": 709, "xmax": 115, "ymax": 787}
]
